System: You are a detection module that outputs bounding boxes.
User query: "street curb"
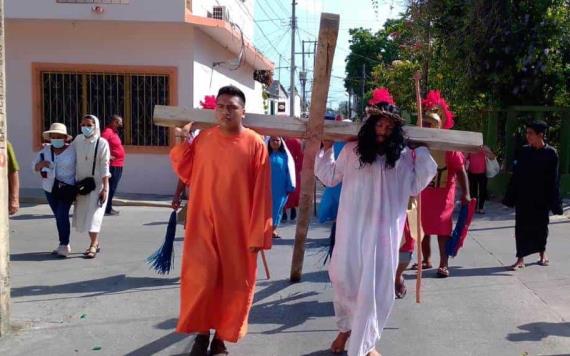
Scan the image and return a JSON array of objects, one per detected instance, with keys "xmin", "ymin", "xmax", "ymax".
[{"xmin": 21, "ymin": 196, "xmax": 171, "ymax": 208}]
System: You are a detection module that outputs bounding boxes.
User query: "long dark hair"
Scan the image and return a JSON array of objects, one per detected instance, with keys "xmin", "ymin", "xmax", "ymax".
[
  {"xmin": 267, "ymin": 137, "xmax": 286, "ymax": 154},
  {"xmin": 356, "ymin": 112, "xmax": 406, "ymax": 168}
]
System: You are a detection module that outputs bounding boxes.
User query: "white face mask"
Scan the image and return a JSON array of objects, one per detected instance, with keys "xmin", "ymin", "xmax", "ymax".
[
  {"xmin": 81, "ymin": 126, "xmax": 95, "ymax": 137},
  {"xmin": 50, "ymin": 139, "xmax": 65, "ymax": 148}
]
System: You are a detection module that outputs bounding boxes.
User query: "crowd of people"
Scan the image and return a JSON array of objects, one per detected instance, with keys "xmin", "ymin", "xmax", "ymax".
[{"xmin": 20, "ymin": 84, "xmax": 563, "ymax": 356}]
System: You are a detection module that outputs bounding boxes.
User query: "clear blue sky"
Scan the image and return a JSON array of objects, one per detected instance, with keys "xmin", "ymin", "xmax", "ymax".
[{"xmin": 252, "ymin": 0, "xmax": 405, "ymax": 110}]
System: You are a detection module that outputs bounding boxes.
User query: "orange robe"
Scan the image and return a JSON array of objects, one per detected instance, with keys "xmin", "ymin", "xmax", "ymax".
[{"xmin": 170, "ymin": 126, "xmax": 273, "ymax": 342}]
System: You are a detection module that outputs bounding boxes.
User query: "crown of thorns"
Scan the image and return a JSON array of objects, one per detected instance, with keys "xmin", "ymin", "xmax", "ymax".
[{"xmin": 367, "ymin": 107, "xmax": 405, "ymax": 125}]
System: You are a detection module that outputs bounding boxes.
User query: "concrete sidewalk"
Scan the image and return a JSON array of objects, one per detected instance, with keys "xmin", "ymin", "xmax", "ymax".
[{"xmin": 1, "ymin": 202, "xmax": 569, "ymax": 355}]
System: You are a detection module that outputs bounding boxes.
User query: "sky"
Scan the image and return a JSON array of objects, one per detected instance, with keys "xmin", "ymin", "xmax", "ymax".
[{"xmin": 252, "ymin": 0, "xmax": 405, "ymax": 110}]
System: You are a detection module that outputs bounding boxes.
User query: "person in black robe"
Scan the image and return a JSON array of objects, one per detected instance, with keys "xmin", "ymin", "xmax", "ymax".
[{"xmin": 503, "ymin": 120, "xmax": 563, "ymax": 270}]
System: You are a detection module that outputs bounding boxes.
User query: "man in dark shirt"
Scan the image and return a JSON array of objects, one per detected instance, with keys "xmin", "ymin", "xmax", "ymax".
[{"xmin": 101, "ymin": 115, "xmax": 125, "ymax": 216}]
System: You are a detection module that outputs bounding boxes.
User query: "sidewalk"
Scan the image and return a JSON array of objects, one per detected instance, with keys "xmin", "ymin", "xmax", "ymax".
[{"xmin": 1, "ymin": 202, "xmax": 569, "ymax": 355}]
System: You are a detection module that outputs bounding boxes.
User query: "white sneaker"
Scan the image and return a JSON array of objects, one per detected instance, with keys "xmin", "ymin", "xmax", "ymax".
[{"xmin": 55, "ymin": 244, "xmax": 71, "ymax": 258}]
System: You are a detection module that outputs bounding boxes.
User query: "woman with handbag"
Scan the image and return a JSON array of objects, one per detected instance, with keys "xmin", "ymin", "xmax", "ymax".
[
  {"xmin": 73, "ymin": 114, "xmax": 111, "ymax": 259},
  {"xmin": 33, "ymin": 123, "xmax": 76, "ymax": 257}
]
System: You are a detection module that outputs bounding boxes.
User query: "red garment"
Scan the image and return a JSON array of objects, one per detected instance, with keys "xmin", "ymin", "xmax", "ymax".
[
  {"xmin": 101, "ymin": 127, "xmax": 125, "ymax": 167},
  {"xmin": 399, "ymin": 218, "xmax": 415, "ymax": 253},
  {"xmin": 466, "ymin": 151, "xmax": 486, "ymax": 174},
  {"xmin": 284, "ymin": 138, "xmax": 303, "ymax": 208},
  {"xmin": 421, "ymin": 151, "xmax": 464, "ymax": 236}
]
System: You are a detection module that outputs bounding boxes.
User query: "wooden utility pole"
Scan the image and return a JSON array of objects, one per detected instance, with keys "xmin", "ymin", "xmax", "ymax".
[
  {"xmin": 289, "ymin": 13, "xmax": 339, "ymax": 282},
  {"xmin": 289, "ymin": 0, "xmax": 296, "ymax": 117},
  {"xmin": 0, "ymin": 0, "xmax": 10, "ymax": 336}
]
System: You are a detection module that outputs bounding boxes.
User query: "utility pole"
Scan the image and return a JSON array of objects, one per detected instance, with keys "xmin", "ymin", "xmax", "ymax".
[
  {"xmin": 278, "ymin": 54, "xmax": 281, "ymax": 82},
  {"xmin": 289, "ymin": 0, "xmax": 296, "ymax": 117},
  {"xmin": 348, "ymin": 89, "xmax": 352, "ymax": 119},
  {"xmin": 0, "ymin": 0, "xmax": 10, "ymax": 337},
  {"xmin": 360, "ymin": 63, "xmax": 366, "ymax": 115},
  {"xmin": 297, "ymin": 40, "xmax": 317, "ymax": 115}
]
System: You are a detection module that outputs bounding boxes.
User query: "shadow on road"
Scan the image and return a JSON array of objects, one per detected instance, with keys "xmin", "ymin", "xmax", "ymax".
[
  {"xmin": 9, "ymin": 252, "xmax": 85, "ymax": 262},
  {"xmin": 11, "ymin": 274, "xmax": 179, "ymax": 298},
  {"xmin": 506, "ymin": 322, "xmax": 570, "ymax": 342},
  {"xmin": 250, "ymin": 270, "xmax": 333, "ymax": 334},
  {"xmin": 302, "ymin": 350, "xmax": 346, "ymax": 356},
  {"xmin": 10, "ymin": 214, "xmax": 56, "ymax": 221}
]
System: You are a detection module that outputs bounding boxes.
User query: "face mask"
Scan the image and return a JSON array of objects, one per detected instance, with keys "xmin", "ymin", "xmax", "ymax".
[
  {"xmin": 51, "ymin": 139, "xmax": 65, "ymax": 149},
  {"xmin": 82, "ymin": 126, "xmax": 95, "ymax": 137}
]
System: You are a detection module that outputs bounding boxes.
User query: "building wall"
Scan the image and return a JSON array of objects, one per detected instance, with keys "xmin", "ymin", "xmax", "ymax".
[
  {"xmin": 6, "ymin": 19, "xmax": 267, "ymax": 195},
  {"xmin": 191, "ymin": 0, "xmax": 254, "ymax": 41},
  {"xmin": 193, "ymin": 29, "xmax": 265, "ymax": 113},
  {"xmin": 6, "ymin": 0, "xmax": 186, "ymax": 22},
  {"xmin": 6, "ymin": 20, "xmax": 194, "ymax": 195}
]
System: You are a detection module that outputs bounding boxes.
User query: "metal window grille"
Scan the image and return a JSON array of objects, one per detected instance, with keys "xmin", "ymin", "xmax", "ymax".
[{"xmin": 40, "ymin": 71, "xmax": 170, "ymax": 147}]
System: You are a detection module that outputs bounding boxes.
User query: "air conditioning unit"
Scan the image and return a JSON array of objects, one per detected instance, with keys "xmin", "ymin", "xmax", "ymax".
[{"xmin": 212, "ymin": 6, "xmax": 230, "ymax": 22}]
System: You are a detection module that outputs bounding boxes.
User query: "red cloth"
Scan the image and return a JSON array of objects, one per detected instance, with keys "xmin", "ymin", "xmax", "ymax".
[
  {"xmin": 399, "ymin": 218, "xmax": 415, "ymax": 253},
  {"xmin": 421, "ymin": 151, "xmax": 464, "ymax": 236},
  {"xmin": 466, "ymin": 151, "xmax": 486, "ymax": 174},
  {"xmin": 102, "ymin": 127, "xmax": 125, "ymax": 167},
  {"xmin": 284, "ymin": 138, "xmax": 303, "ymax": 208}
]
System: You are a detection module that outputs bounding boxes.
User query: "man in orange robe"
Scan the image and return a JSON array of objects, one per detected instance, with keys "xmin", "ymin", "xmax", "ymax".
[{"xmin": 170, "ymin": 85, "xmax": 273, "ymax": 356}]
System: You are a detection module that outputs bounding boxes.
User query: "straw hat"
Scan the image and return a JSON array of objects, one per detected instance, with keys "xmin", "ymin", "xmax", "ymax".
[{"xmin": 42, "ymin": 123, "xmax": 72, "ymax": 141}]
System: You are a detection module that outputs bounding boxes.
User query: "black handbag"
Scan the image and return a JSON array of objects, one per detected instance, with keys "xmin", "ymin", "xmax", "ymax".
[
  {"xmin": 76, "ymin": 138, "xmax": 100, "ymax": 196},
  {"xmin": 46, "ymin": 147, "xmax": 78, "ymax": 202}
]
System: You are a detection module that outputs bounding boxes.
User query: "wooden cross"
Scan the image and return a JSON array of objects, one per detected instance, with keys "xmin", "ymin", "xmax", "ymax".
[{"xmin": 153, "ymin": 13, "xmax": 483, "ymax": 283}]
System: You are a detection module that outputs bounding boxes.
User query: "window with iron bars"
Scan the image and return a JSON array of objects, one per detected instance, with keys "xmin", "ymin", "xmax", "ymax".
[{"xmin": 40, "ymin": 71, "xmax": 170, "ymax": 147}]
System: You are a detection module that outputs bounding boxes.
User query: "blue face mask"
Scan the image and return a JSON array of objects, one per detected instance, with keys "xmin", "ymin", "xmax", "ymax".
[
  {"xmin": 81, "ymin": 126, "xmax": 95, "ymax": 137},
  {"xmin": 51, "ymin": 139, "xmax": 65, "ymax": 149}
]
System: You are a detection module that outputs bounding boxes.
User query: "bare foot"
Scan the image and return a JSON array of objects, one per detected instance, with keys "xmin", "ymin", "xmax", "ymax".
[
  {"xmin": 509, "ymin": 258, "xmax": 525, "ymax": 271},
  {"xmin": 330, "ymin": 331, "xmax": 351, "ymax": 353},
  {"xmin": 367, "ymin": 348, "xmax": 382, "ymax": 356}
]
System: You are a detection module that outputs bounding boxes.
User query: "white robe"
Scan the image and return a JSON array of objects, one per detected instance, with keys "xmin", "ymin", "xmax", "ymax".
[
  {"xmin": 72, "ymin": 134, "xmax": 111, "ymax": 233},
  {"xmin": 315, "ymin": 142, "xmax": 437, "ymax": 356}
]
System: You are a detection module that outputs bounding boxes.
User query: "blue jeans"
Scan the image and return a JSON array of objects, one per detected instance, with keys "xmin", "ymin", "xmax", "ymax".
[
  {"xmin": 106, "ymin": 166, "xmax": 123, "ymax": 213},
  {"xmin": 45, "ymin": 191, "xmax": 73, "ymax": 245}
]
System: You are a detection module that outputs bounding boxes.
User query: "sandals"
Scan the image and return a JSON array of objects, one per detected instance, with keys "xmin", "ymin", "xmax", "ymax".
[
  {"xmin": 509, "ymin": 262, "xmax": 525, "ymax": 271},
  {"xmin": 83, "ymin": 244, "xmax": 100, "ymax": 259},
  {"xmin": 189, "ymin": 334, "xmax": 210, "ymax": 356},
  {"xmin": 436, "ymin": 266, "xmax": 450, "ymax": 278},
  {"xmin": 411, "ymin": 261, "xmax": 433, "ymax": 270},
  {"xmin": 538, "ymin": 259, "xmax": 550, "ymax": 266}
]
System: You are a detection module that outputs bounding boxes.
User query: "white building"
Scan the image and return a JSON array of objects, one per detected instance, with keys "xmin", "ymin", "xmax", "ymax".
[
  {"xmin": 266, "ymin": 80, "xmax": 301, "ymax": 117},
  {"xmin": 5, "ymin": 0, "xmax": 274, "ymax": 195}
]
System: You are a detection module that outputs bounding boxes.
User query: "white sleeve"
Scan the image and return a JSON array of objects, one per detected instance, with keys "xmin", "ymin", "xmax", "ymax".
[
  {"xmin": 408, "ymin": 147, "xmax": 437, "ymax": 196},
  {"xmin": 314, "ymin": 144, "xmax": 348, "ymax": 187},
  {"xmin": 99, "ymin": 139, "xmax": 111, "ymax": 178}
]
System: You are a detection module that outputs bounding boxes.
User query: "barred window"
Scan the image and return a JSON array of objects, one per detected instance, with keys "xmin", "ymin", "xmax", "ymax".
[{"xmin": 39, "ymin": 70, "xmax": 171, "ymax": 147}]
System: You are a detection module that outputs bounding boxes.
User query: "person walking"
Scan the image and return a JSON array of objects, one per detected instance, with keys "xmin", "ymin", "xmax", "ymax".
[
  {"xmin": 466, "ymin": 145, "xmax": 496, "ymax": 214},
  {"xmin": 73, "ymin": 114, "xmax": 111, "ymax": 259},
  {"xmin": 268, "ymin": 136, "xmax": 295, "ymax": 238},
  {"xmin": 101, "ymin": 115, "xmax": 125, "ymax": 216},
  {"xmin": 503, "ymin": 120, "xmax": 563, "ymax": 270},
  {"xmin": 32, "ymin": 123, "xmax": 76, "ymax": 257},
  {"xmin": 170, "ymin": 86, "xmax": 272, "ymax": 355}
]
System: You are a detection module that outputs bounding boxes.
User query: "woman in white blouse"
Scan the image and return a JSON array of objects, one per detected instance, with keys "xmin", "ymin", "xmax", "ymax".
[
  {"xmin": 73, "ymin": 114, "xmax": 111, "ymax": 259},
  {"xmin": 33, "ymin": 123, "xmax": 76, "ymax": 257}
]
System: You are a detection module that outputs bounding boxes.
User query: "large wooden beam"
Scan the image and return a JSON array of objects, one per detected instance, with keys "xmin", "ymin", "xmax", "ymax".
[
  {"xmin": 290, "ymin": 13, "xmax": 339, "ymax": 282},
  {"xmin": 154, "ymin": 106, "xmax": 484, "ymax": 152}
]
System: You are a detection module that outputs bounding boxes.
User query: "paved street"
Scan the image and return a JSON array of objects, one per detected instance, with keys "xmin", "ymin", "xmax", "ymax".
[{"xmin": 1, "ymin": 202, "xmax": 569, "ymax": 356}]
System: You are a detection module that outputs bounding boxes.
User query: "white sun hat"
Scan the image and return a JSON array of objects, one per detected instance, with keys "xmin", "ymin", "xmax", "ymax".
[{"xmin": 42, "ymin": 122, "xmax": 72, "ymax": 141}]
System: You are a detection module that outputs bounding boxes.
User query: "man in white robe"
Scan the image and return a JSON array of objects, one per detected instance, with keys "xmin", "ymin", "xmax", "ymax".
[{"xmin": 315, "ymin": 110, "xmax": 437, "ymax": 356}]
